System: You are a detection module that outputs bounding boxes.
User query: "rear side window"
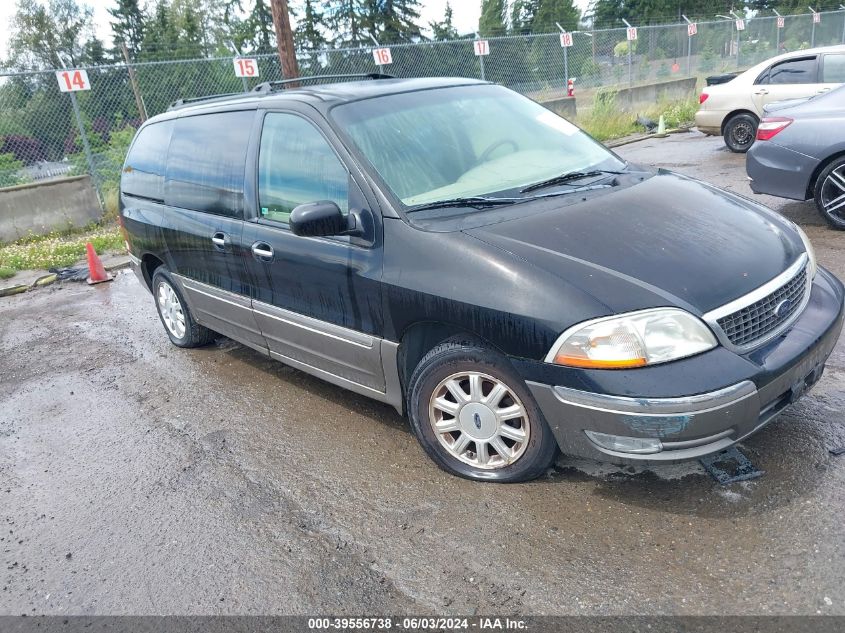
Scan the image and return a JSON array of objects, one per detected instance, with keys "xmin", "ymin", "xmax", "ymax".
[
  {"xmin": 822, "ymin": 54, "xmax": 845, "ymax": 83},
  {"xmin": 122, "ymin": 121, "xmax": 172, "ymax": 201},
  {"xmin": 763, "ymin": 56, "xmax": 817, "ymax": 85},
  {"xmin": 165, "ymin": 111, "xmax": 253, "ymax": 217}
]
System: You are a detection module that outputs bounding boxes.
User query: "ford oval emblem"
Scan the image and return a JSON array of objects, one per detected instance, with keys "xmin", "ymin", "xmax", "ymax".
[
  {"xmin": 774, "ymin": 299, "xmax": 792, "ymax": 319},
  {"xmin": 473, "ymin": 413, "xmax": 482, "ymax": 430}
]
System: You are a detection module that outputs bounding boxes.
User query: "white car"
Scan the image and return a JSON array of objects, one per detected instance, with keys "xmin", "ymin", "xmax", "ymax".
[{"xmin": 695, "ymin": 45, "xmax": 845, "ymax": 152}]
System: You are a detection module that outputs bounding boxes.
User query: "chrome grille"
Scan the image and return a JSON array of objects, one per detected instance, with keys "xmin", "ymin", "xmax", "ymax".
[{"xmin": 716, "ymin": 265, "xmax": 808, "ymax": 348}]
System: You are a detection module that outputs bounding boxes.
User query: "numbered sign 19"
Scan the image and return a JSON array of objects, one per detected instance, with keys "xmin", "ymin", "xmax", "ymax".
[
  {"xmin": 559, "ymin": 32, "xmax": 573, "ymax": 47},
  {"xmin": 813, "ymin": 12, "xmax": 820, "ymax": 24},
  {"xmin": 233, "ymin": 58, "xmax": 259, "ymax": 78},
  {"xmin": 473, "ymin": 40, "xmax": 490, "ymax": 56},
  {"xmin": 777, "ymin": 16, "xmax": 785, "ymax": 28},
  {"xmin": 687, "ymin": 23, "xmax": 697, "ymax": 37},
  {"xmin": 56, "ymin": 69, "xmax": 90, "ymax": 92},
  {"xmin": 372, "ymin": 47, "xmax": 393, "ymax": 65},
  {"xmin": 735, "ymin": 19, "xmax": 745, "ymax": 31},
  {"xmin": 626, "ymin": 27, "xmax": 638, "ymax": 41}
]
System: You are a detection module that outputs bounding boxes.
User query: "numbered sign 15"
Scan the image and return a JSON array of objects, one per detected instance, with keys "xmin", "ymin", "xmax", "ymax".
[
  {"xmin": 777, "ymin": 16, "xmax": 785, "ymax": 28},
  {"xmin": 473, "ymin": 40, "xmax": 490, "ymax": 56},
  {"xmin": 56, "ymin": 69, "xmax": 91, "ymax": 92},
  {"xmin": 735, "ymin": 19, "xmax": 745, "ymax": 31},
  {"xmin": 813, "ymin": 12, "xmax": 820, "ymax": 24},
  {"xmin": 626, "ymin": 27, "xmax": 638, "ymax": 41},
  {"xmin": 233, "ymin": 58, "xmax": 259, "ymax": 78},
  {"xmin": 560, "ymin": 32, "xmax": 573, "ymax": 47},
  {"xmin": 372, "ymin": 47, "xmax": 393, "ymax": 65},
  {"xmin": 687, "ymin": 23, "xmax": 697, "ymax": 37}
]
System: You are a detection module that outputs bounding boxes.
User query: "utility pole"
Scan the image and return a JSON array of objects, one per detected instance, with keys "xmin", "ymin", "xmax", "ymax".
[
  {"xmin": 270, "ymin": 0, "xmax": 299, "ymax": 84},
  {"xmin": 121, "ymin": 41, "xmax": 147, "ymax": 122}
]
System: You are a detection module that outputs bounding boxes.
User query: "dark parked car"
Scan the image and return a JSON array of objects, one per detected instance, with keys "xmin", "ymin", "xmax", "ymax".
[
  {"xmin": 119, "ymin": 76, "xmax": 844, "ymax": 482},
  {"xmin": 747, "ymin": 84, "xmax": 845, "ymax": 229}
]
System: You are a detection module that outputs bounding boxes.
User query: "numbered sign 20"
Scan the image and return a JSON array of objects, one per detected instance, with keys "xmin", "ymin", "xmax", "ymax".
[
  {"xmin": 735, "ymin": 19, "xmax": 745, "ymax": 31},
  {"xmin": 56, "ymin": 69, "xmax": 90, "ymax": 92},
  {"xmin": 560, "ymin": 32, "xmax": 573, "ymax": 47},
  {"xmin": 687, "ymin": 23, "xmax": 697, "ymax": 37},
  {"xmin": 813, "ymin": 12, "xmax": 820, "ymax": 24},
  {"xmin": 626, "ymin": 27, "xmax": 638, "ymax": 41},
  {"xmin": 233, "ymin": 58, "xmax": 259, "ymax": 78},
  {"xmin": 473, "ymin": 40, "xmax": 490, "ymax": 56},
  {"xmin": 372, "ymin": 47, "xmax": 393, "ymax": 65}
]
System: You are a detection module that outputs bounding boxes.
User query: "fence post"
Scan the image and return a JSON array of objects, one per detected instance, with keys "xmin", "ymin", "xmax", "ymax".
[
  {"xmin": 69, "ymin": 91, "xmax": 102, "ymax": 207},
  {"xmin": 682, "ymin": 15, "xmax": 693, "ymax": 76},
  {"xmin": 554, "ymin": 23, "xmax": 569, "ymax": 91},
  {"xmin": 622, "ymin": 19, "xmax": 634, "ymax": 107},
  {"xmin": 841, "ymin": 6, "xmax": 845, "ymax": 44},
  {"xmin": 810, "ymin": 9, "xmax": 817, "ymax": 47}
]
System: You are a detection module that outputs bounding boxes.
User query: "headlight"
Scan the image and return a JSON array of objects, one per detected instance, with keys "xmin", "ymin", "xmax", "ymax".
[
  {"xmin": 794, "ymin": 224, "xmax": 817, "ymax": 278},
  {"xmin": 546, "ymin": 308, "xmax": 718, "ymax": 369}
]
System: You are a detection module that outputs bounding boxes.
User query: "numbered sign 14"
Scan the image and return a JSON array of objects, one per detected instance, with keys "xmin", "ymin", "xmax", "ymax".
[
  {"xmin": 813, "ymin": 12, "xmax": 820, "ymax": 24},
  {"xmin": 56, "ymin": 69, "xmax": 91, "ymax": 92},
  {"xmin": 626, "ymin": 27, "xmax": 638, "ymax": 41},
  {"xmin": 777, "ymin": 16, "xmax": 785, "ymax": 28},
  {"xmin": 559, "ymin": 32, "xmax": 573, "ymax": 47},
  {"xmin": 735, "ymin": 19, "xmax": 745, "ymax": 31},
  {"xmin": 233, "ymin": 58, "xmax": 259, "ymax": 78},
  {"xmin": 372, "ymin": 47, "xmax": 393, "ymax": 65},
  {"xmin": 687, "ymin": 23, "xmax": 697, "ymax": 37},
  {"xmin": 473, "ymin": 40, "xmax": 490, "ymax": 56}
]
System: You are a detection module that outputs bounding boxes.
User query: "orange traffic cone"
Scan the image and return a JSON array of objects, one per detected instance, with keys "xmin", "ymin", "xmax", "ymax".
[{"xmin": 86, "ymin": 242, "xmax": 113, "ymax": 285}]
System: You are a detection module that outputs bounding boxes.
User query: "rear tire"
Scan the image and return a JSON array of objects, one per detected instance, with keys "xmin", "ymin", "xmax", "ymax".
[
  {"xmin": 406, "ymin": 338, "xmax": 558, "ymax": 482},
  {"xmin": 813, "ymin": 156, "xmax": 845, "ymax": 230},
  {"xmin": 152, "ymin": 267, "xmax": 215, "ymax": 348},
  {"xmin": 723, "ymin": 113, "xmax": 757, "ymax": 153}
]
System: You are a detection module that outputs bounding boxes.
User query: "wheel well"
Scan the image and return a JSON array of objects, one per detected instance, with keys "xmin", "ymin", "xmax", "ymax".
[
  {"xmin": 806, "ymin": 150, "xmax": 845, "ymax": 200},
  {"xmin": 721, "ymin": 109, "xmax": 759, "ymax": 135},
  {"xmin": 140, "ymin": 254, "xmax": 164, "ymax": 290}
]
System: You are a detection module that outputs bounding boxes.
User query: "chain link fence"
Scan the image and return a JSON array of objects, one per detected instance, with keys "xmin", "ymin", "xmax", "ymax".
[{"xmin": 2, "ymin": 10, "xmax": 845, "ymax": 202}]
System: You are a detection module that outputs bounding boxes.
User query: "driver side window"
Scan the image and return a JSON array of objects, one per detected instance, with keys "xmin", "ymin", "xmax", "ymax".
[{"xmin": 258, "ymin": 113, "xmax": 349, "ymax": 225}]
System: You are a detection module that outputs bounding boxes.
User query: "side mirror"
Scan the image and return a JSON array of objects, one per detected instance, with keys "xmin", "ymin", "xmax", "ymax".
[{"xmin": 289, "ymin": 201, "xmax": 351, "ymax": 237}]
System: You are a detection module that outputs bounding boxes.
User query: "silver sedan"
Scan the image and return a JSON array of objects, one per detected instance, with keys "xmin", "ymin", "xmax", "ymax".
[{"xmin": 746, "ymin": 84, "xmax": 845, "ymax": 229}]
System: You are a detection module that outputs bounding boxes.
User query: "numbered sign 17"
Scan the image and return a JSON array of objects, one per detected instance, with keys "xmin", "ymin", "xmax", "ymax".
[
  {"xmin": 687, "ymin": 23, "xmax": 697, "ymax": 37},
  {"xmin": 233, "ymin": 58, "xmax": 259, "ymax": 78},
  {"xmin": 559, "ymin": 32, "xmax": 573, "ymax": 47},
  {"xmin": 777, "ymin": 16, "xmax": 785, "ymax": 28},
  {"xmin": 735, "ymin": 19, "xmax": 745, "ymax": 31},
  {"xmin": 473, "ymin": 40, "xmax": 490, "ymax": 56},
  {"xmin": 813, "ymin": 12, "xmax": 820, "ymax": 24},
  {"xmin": 626, "ymin": 27, "xmax": 638, "ymax": 41},
  {"xmin": 372, "ymin": 48, "xmax": 393, "ymax": 65},
  {"xmin": 56, "ymin": 69, "xmax": 91, "ymax": 92}
]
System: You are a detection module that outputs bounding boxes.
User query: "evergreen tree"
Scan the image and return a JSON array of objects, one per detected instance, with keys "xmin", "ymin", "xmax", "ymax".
[
  {"xmin": 430, "ymin": 1, "xmax": 459, "ymax": 40},
  {"xmin": 325, "ymin": 0, "xmax": 365, "ymax": 47},
  {"xmin": 479, "ymin": 0, "xmax": 507, "ymax": 37},
  {"xmin": 534, "ymin": 0, "xmax": 579, "ymax": 32},
  {"xmin": 108, "ymin": 0, "xmax": 145, "ymax": 57},
  {"xmin": 296, "ymin": 0, "xmax": 328, "ymax": 51}
]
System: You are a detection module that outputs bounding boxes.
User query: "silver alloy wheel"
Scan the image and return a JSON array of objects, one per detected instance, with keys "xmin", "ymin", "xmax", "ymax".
[
  {"xmin": 428, "ymin": 371, "xmax": 530, "ymax": 470},
  {"xmin": 157, "ymin": 280, "xmax": 186, "ymax": 339},
  {"xmin": 820, "ymin": 164, "xmax": 845, "ymax": 221}
]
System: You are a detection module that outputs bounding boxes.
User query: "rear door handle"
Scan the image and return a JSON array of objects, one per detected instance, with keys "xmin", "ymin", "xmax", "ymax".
[
  {"xmin": 754, "ymin": 89, "xmax": 768, "ymax": 95},
  {"xmin": 211, "ymin": 232, "xmax": 226, "ymax": 249},
  {"xmin": 251, "ymin": 241, "xmax": 274, "ymax": 261}
]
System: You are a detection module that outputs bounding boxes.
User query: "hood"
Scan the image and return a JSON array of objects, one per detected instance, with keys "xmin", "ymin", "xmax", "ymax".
[{"xmin": 465, "ymin": 171, "xmax": 804, "ymax": 315}]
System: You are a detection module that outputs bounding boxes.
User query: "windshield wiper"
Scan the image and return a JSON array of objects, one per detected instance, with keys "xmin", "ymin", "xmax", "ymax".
[
  {"xmin": 520, "ymin": 169, "xmax": 622, "ymax": 194},
  {"xmin": 407, "ymin": 196, "xmax": 524, "ymax": 213}
]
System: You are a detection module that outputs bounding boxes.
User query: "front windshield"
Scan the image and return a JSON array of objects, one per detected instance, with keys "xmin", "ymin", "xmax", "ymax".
[{"xmin": 331, "ymin": 84, "xmax": 624, "ymax": 208}]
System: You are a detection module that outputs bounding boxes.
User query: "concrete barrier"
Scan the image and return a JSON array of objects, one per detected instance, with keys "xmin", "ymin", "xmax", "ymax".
[
  {"xmin": 599, "ymin": 77, "xmax": 698, "ymax": 112},
  {"xmin": 540, "ymin": 96, "xmax": 577, "ymax": 119},
  {"xmin": 0, "ymin": 175, "xmax": 102, "ymax": 243}
]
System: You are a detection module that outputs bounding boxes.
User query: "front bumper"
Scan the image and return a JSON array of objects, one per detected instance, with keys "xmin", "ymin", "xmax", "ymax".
[
  {"xmin": 525, "ymin": 268, "xmax": 845, "ymax": 463},
  {"xmin": 746, "ymin": 141, "xmax": 818, "ymax": 201}
]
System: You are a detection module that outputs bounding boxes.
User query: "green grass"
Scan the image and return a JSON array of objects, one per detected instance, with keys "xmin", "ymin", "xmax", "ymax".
[
  {"xmin": 577, "ymin": 94, "xmax": 699, "ymax": 142},
  {"xmin": 0, "ymin": 223, "xmax": 124, "ymax": 272},
  {"xmin": 0, "ymin": 266, "xmax": 15, "ymax": 280}
]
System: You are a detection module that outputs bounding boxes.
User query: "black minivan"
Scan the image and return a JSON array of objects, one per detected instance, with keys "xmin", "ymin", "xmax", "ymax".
[{"xmin": 120, "ymin": 76, "xmax": 844, "ymax": 482}]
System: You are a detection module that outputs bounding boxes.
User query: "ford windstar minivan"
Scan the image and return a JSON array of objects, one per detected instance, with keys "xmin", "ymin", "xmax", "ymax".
[{"xmin": 120, "ymin": 76, "xmax": 844, "ymax": 482}]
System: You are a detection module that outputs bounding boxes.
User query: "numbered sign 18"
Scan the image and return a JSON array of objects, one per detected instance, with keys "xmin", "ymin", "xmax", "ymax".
[
  {"xmin": 372, "ymin": 47, "xmax": 393, "ymax": 65},
  {"xmin": 735, "ymin": 19, "xmax": 745, "ymax": 31},
  {"xmin": 559, "ymin": 32, "xmax": 573, "ymax": 47},
  {"xmin": 626, "ymin": 27, "xmax": 638, "ymax": 41},
  {"xmin": 813, "ymin": 12, "xmax": 820, "ymax": 24},
  {"xmin": 233, "ymin": 58, "xmax": 259, "ymax": 78},
  {"xmin": 777, "ymin": 16, "xmax": 785, "ymax": 28},
  {"xmin": 687, "ymin": 23, "xmax": 697, "ymax": 37},
  {"xmin": 473, "ymin": 40, "xmax": 490, "ymax": 56},
  {"xmin": 56, "ymin": 69, "xmax": 91, "ymax": 92}
]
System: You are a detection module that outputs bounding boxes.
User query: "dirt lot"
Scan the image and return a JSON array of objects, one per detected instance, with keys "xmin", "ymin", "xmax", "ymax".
[{"xmin": 1, "ymin": 132, "xmax": 844, "ymax": 616}]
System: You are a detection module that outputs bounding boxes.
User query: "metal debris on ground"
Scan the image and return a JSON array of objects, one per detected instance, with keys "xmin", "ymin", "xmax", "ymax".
[
  {"xmin": 699, "ymin": 446, "xmax": 765, "ymax": 485},
  {"xmin": 829, "ymin": 447, "xmax": 845, "ymax": 456}
]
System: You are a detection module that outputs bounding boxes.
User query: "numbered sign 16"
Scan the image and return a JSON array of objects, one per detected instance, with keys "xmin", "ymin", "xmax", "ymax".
[
  {"xmin": 735, "ymin": 19, "xmax": 745, "ymax": 31},
  {"xmin": 560, "ymin": 32, "xmax": 573, "ymax": 47},
  {"xmin": 687, "ymin": 23, "xmax": 697, "ymax": 37},
  {"xmin": 372, "ymin": 47, "xmax": 393, "ymax": 65},
  {"xmin": 626, "ymin": 27, "xmax": 638, "ymax": 41},
  {"xmin": 777, "ymin": 16, "xmax": 785, "ymax": 28},
  {"xmin": 233, "ymin": 58, "xmax": 259, "ymax": 78},
  {"xmin": 56, "ymin": 69, "xmax": 91, "ymax": 92},
  {"xmin": 813, "ymin": 12, "xmax": 820, "ymax": 24},
  {"xmin": 473, "ymin": 40, "xmax": 490, "ymax": 56}
]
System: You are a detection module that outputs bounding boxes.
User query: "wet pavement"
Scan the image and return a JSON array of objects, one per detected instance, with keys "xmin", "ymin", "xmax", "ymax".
[{"xmin": 1, "ymin": 131, "xmax": 844, "ymax": 616}]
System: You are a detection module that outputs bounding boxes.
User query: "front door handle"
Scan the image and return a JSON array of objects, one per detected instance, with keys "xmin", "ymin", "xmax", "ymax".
[
  {"xmin": 754, "ymin": 89, "xmax": 768, "ymax": 95},
  {"xmin": 252, "ymin": 241, "xmax": 274, "ymax": 261},
  {"xmin": 211, "ymin": 232, "xmax": 226, "ymax": 249}
]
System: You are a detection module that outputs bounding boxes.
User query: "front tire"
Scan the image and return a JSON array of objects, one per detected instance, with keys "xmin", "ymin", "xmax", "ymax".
[
  {"xmin": 723, "ymin": 113, "xmax": 757, "ymax": 153},
  {"xmin": 407, "ymin": 338, "xmax": 557, "ymax": 482},
  {"xmin": 813, "ymin": 156, "xmax": 845, "ymax": 230},
  {"xmin": 152, "ymin": 267, "xmax": 215, "ymax": 348}
]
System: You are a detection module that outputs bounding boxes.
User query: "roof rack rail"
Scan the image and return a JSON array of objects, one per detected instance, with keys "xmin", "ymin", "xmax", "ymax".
[
  {"xmin": 167, "ymin": 92, "xmax": 245, "ymax": 111},
  {"xmin": 251, "ymin": 73, "xmax": 395, "ymax": 94}
]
